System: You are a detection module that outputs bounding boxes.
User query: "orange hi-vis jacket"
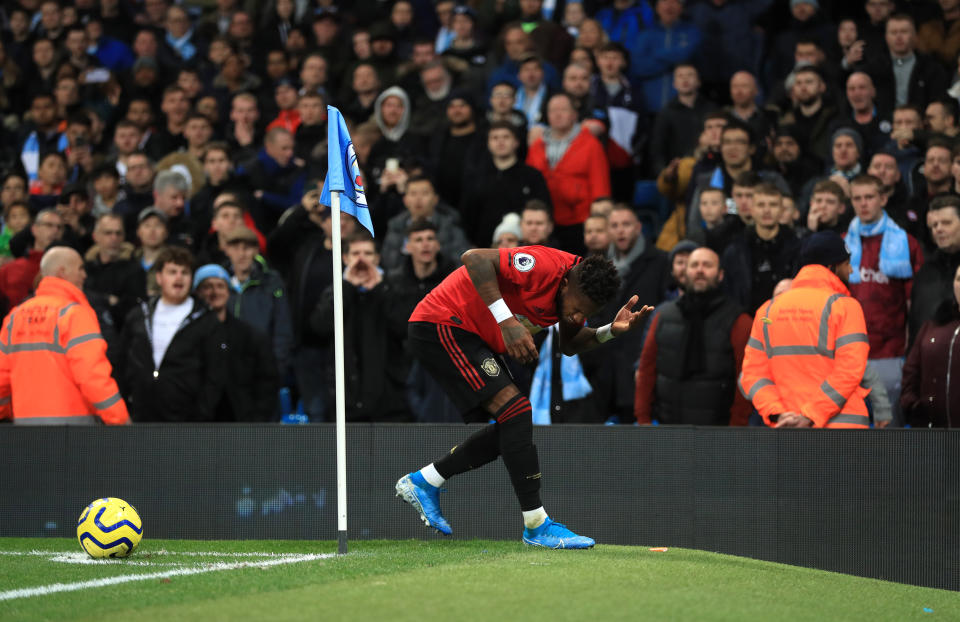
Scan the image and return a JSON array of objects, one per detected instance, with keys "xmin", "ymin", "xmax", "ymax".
[
  {"xmin": 739, "ymin": 265, "xmax": 871, "ymax": 429},
  {"xmin": 0, "ymin": 276, "xmax": 129, "ymax": 425}
]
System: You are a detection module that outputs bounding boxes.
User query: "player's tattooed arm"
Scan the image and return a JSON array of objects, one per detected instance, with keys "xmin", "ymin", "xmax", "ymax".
[{"xmin": 462, "ymin": 249, "xmax": 538, "ymax": 364}]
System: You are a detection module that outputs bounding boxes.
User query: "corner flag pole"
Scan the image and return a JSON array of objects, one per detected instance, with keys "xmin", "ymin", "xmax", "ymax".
[
  {"xmin": 330, "ymin": 189, "xmax": 348, "ymax": 556},
  {"xmin": 322, "ymin": 105, "xmax": 374, "ymax": 556}
]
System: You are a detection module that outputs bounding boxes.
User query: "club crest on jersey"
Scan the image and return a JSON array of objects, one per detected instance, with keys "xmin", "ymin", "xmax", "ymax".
[
  {"xmin": 481, "ymin": 358, "xmax": 501, "ymax": 377},
  {"xmin": 513, "ymin": 252, "xmax": 535, "ymax": 272}
]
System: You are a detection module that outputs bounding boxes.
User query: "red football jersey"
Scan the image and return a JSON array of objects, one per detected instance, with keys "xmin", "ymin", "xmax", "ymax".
[{"xmin": 409, "ymin": 246, "xmax": 582, "ymax": 353}]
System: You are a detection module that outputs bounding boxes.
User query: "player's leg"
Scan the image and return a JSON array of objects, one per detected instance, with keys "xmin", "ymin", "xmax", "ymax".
[
  {"xmin": 480, "ymin": 385, "xmax": 595, "ymax": 550},
  {"xmin": 396, "ymin": 323, "xmax": 512, "ymax": 534}
]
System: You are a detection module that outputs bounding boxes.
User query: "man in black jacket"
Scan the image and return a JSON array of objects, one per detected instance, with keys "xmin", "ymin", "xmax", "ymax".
[
  {"xmin": 119, "ymin": 247, "xmax": 222, "ymax": 421},
  {"xmin": 194, "ymin": 263, "xmax": 279, "ymax": 422},
  {"xmin": 581, "ymin": 204, "xmax": 669, "ymax": 422},
  {"xmin": 721, "ymin": 183, "xmax": 801, "ymax": 313},
  {"xmin": 386, "ymin": 220, "xmax": 460, "ymax": 422},
  {"xmin": 459, "ymin": 121, "xmax": 551, "ymax": 247},
  {"xmin": 855, "ymin": 13, "xmax": 947, "ymax": 113},
  {"xmin": 83, "ymin": 214, "xmax": 145, "ymax": 333},
  {"xmin": 910, "ymin": 195, "xmax": 960, "ymax": 343},
  {"xmin": 311, "ymin": 231, "xmax": 411, "ymax": 422}
]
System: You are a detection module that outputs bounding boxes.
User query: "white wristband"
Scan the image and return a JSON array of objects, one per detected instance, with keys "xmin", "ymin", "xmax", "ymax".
[
  {"xmin": 488, "ymin": 298, "xmax": 513, "ymax": 324},
  {"xmin": 596, "ymin": 323, "xmax": 615, "ymax": 343}
]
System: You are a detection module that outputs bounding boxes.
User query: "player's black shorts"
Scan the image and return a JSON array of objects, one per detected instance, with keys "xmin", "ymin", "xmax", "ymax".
[{"xmin": 408, "ymin": 321, "xmax": 515, "ymax": 416}]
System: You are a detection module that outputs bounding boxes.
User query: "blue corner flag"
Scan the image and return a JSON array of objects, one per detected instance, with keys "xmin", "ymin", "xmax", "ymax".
[{"xmin": 320, "ymin": 105, "xmax": 375, "ymax": 236}]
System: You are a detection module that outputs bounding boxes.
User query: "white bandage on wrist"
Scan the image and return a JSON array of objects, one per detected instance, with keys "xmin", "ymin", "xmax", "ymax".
[
  {"xmin": 595, "ymin": 323, "xmax": 615, "ymax": 343},
  {"xmin": 488, "ymin": 298, "xmax": 513, "ymax": 324}
]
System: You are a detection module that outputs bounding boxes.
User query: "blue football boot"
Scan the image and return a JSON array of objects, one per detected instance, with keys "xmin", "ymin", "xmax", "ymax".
[
  {"xmin": 395, "ymin": 471, "xmax": 452, "ymax": 535},
  {"xmin": 522, "ymin": 518, "xmax": 595, "ymax": 549}
]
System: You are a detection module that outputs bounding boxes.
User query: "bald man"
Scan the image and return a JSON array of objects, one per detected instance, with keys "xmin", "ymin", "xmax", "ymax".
[
  {"xmin": 0, "ymin": 246, "xmax": 129, "ymax": 424},
  {"xmin": 634, "ymin": 247, "xmax": 753, "ymax": 426}
]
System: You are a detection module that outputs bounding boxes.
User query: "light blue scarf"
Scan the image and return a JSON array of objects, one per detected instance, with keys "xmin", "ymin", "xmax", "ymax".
[
  {"xmin": 846, "ymin": 211, "xmax": 913, "ymax": 284},
  {"xmin": 166, "ymin": 30, "xmax": 196, "ymax": 62},
  {"xmin": 530, "ymin": 325, "xmax": 593, "ymax": 425}
]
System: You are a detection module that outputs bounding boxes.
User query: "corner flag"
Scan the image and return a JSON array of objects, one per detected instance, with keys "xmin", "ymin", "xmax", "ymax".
[{"xmin": 320, "ymin": 105, "xmax": 375, "ymax": 236}]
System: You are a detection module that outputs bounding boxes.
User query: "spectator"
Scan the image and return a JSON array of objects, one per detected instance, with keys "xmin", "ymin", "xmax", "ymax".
[
  {"xmin": 194, "ymin": 263, "xmax": 280, "ymax": 422},
  {"xmin": 145, "ymin": 85, "xmax": 190, "ymax": 161},
  {"xmin": 485, "ymin": 81, "xmax": 528, "ymax": 149},
  {"xmin": 493, "ymin": 213, "xmax": 523, "ymax": 248},
  {"xmin": 806, "ymin": 179, "xmax": 851, "ymax": 235},
  {"xmin": 725, "ymin": 71, "xmax": 772, "ymax": 150},
  {"xmin": 910, "ymin": 195, "xmax": 960, "ymax": 343},
  {"xmin": 384, "ymin": 220, "xmax": 460, "ymax": 422},
  {"xmin": 635, "ymin": 246, "xmax": 752, "ymax": 425},
  {"xmin": 380, "ymin": 175, "xmax": 471, "ymax": 271},
  {"xmin": 0, "ymin": 209, "xmax": 63, "ymax": 307},
  {"xmin": 770, "ymin": 125, "xmax": 822, "ymax": 201},
  {"xmin": 241, "ymin": 127, "xmax": 306, "ymax": 232},
  {"xmin": 486, "ymin": 23, "xmax": 560, "ymax": 96},
  {"xmin": 689, "ymin": 187, "xmax": 741, "ymax": 254},
  {"xmin": 857, "ymin": 14, "xmax": 947, "ymax": 113},
  {"xmin": 114, "ymin": 152, "xmax": 155, "ymax": 222},
  {"xmin": 429, "ymin": 91, "xmax": 482, "ymax": 209},
  {"xmin": 664, "ymin": 239, "xmax": 697, "ymax": 301},
  {"xmin": 899, "ymin": 139, "xmax": 954, "ymax": 249},
  {"xmin": 1, "ymin": 175, "xmax": 27, "ymax": 215},
  {"xmin": 225, "ymin": 92, "xmax": 263, "ymax": 166},
  {"xmin": 780, "ymin": 66, "xmax": 838, "ymax": 166},
  {"xmin": 924, "ymin": 98, "xmax": 960, "ymax": 139},
  {"xmin": 901, "ymin": 263, "xmax": 960, "ymax": 428},
  {"xmin": 196, "ymin": 200, "xmax": 243, "ymax": 266},
  {"xmin": 884, "ymin": 104, "xmax": 924, "ymax": 191},
  {"xmin": 846, "ymin": 174, "xmax": 924, "ymax": 424},
  {"xmin": 294, "ymin": 91, "xmax": 328, "ymax": 170},
  {"xmin": 513, "ymin": 55, "xmax": 552, "ymax": 128},
  {"xmin": 839, "ymin": 71, "xmax": 892, "ymax": 160},
  {"xmin": 581, "ymin": 204, "xmax": 668, "ymax": 422},
  {"xmin": 591, "ymin": 42, "xmax": 647, "ymax": 201},
  {"xmin": 866, "ymin": 148, "xmax": 908, "ymax": 209},
  {"xmin": 519, "ymin": 200, "xmax": 559, "ymax": 247},
  {"xmin": 127, "ymin": 170, "xmax": 193, "ymax": 250},
  {"xmin": 91, "ymin": 165, "xmax": 122, "ymax": 218},
  {"xmin": 826, "ymin": 127, "xmax": 864, "ymax": 183},
  {"xmin": 28, "ymin": 150, "xmax": 68, "ymax": 213},
  {"xmin": 368, "ymin": 86, "xmax": 418, "ymax": 190},
  {"xmin": 916, "ymin": 1, "xmax": 960, "ymax": 67},
  {"xmin": 111, "ymin": 120, "xmax": 145, "ymax": 179},
  {"xmin": 721, "ymin": 183, "xmax": 800, "ymax": 312},
  {"xmin": 596, "ymin": 0, "xmax": 653, "ymax": 55},
  {"xmin": 342, "ymin": 63, "xmax": 381, "ymax": 126},
  {"xmin": 182, "ymin": 113, "xmax": 214, "ymax": 162},
  {"xmin": 311, "ymin": 232, "xmax": 412, "ymax": 422},
  {"xmin": 649, "ymin": 64, "xmax": 717, "ymax": 174},
  {"xmin": 222, "ymin": 226, "xmax": 293, "ymax": 376},
  {"xmin": 120, "ymin": 246, "xmax": 222, "ymax": 422},
  {"xmin": 630, "ymin": 0, "xmax": 701, "ymax": 113},
  {"xmin": 0, "ymin": 202, "xmax": 31, "ymax": 262},
  {"xmin": 583, "ymin": 214, "xmax": 610, "ymax": 256},
  {"xmin": 460, "ymin": 121, "xmax": 550, "ymax": 248},
  {"xmin": 133, "ymin": 208, "xmax": 169, "ymax": 298},
  {"xmin": 740, "ymin": 231, "xmax": 871, "ymax": 428},
  {"xmin": 83, "ymin": 214, "xmax": 145, "ymax": 332},
  {"xmin": 527, "ymin": 93, "xmax": 611, "ymax": 253},
  {"xmin": 410, "ymin": 61, "xmax": 455, "ymax": 139},
  {"xmin": 0, "ymin": 246, "xmax": 129, "ymax": 425},
  {"xmin": 266, "ymin": 79, "xmax": 301, "ymax": 134},
  {"xmin": 267, "ymin": 191, "xmax": 356, "ymax": 420}
]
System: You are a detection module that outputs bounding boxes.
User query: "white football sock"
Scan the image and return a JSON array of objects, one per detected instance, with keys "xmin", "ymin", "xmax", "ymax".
[
  {"xmin": 419, "ymin": 463, "xmax": 445, "ymax": 488},
  {"xmin": 522, "ymin": 507, "xmax": 548, "ymax": 529}
]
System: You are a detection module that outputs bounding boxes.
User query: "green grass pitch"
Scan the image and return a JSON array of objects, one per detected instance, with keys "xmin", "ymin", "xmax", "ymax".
[{"xmin": 0, "ymin": 538, "xmax": 956, "ymax": 621}]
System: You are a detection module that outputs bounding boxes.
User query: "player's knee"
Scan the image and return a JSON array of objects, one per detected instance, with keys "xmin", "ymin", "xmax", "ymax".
[
  {"xmin": 497, "ymin": 396, "xmax": 533, "ymax": 454},
  {"xmin": 484, "ymin": 384, "xmax": 520, "ymax": 414}
]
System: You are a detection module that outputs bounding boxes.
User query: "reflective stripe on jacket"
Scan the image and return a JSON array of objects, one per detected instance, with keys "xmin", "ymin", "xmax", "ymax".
[
  {"xmin": 739, "ymin": 265, "xmax": 871, "ymax": 428},
  {"xmin": 0, "ymin": 276, "xmax": 129, "ymax": 425}
]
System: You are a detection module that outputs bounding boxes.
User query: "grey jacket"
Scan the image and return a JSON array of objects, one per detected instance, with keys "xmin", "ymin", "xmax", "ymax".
[{"xmin": 380, "ymin": 203, "xmax": 473, "ymax": 272}]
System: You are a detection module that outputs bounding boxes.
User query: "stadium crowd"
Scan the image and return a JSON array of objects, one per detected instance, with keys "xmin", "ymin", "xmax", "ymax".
[{"xmin": 0, "ymin": 0, "xmax": 959, "ymax": 428}]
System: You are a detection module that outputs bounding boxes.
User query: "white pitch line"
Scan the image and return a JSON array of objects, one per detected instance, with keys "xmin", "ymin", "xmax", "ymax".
[
  {"xmin": 0, "ymin": 553, "xmax": 336, "ymax": 602},
  {"xmin": 0, "ymin": 550, "xmax": 318, "ymax": 558}
]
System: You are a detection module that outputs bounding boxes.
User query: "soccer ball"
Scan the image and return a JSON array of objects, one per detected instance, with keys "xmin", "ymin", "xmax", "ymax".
[{"xmin": 76, "ymin": 498, "xmax": 144, "ymax": 559}]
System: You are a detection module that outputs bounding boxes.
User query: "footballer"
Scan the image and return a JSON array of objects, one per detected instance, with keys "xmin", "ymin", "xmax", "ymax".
[{"xmin": 396, "ymin": 245, "xmax": 652, "ymax": 548}]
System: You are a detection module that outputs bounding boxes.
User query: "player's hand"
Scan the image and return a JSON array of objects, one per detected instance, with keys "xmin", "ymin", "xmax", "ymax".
[
  {"xmin": 501, "ymin": 317, "xmax": 538, "ymax": 365},
  {"xmin": 610, "ymin": 295, "xmax": 654, "ymax": 337},
  {"xmin": 775, "ymin": 412, "xmax": 813, "ymax": 428}
]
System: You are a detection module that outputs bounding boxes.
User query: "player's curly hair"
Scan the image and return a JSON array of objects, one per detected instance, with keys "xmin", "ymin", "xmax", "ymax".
[{"xmin": 573, "ymin": 255, "xmax": 621, "ymax": 307}]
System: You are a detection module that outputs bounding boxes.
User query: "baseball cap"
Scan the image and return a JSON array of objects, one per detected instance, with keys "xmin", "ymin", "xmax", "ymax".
[{"xmin": 138, "ymin": 206, "xmax": 168, "ymax": 225}]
